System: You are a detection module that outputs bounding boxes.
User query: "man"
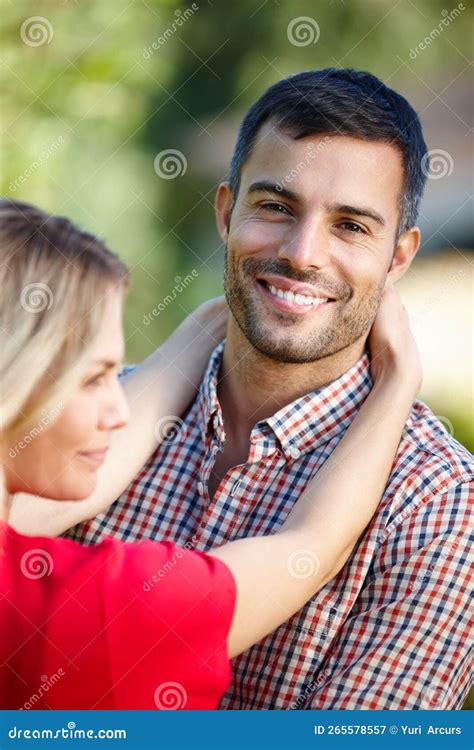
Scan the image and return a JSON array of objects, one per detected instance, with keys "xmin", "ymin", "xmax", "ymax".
[{"xmin": 67, "ymin": 68, "xmax": 473, "ymax": 709}]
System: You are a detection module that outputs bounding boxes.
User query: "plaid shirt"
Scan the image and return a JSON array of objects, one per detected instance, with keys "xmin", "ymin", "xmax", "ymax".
[{"xmin": 66, "ymin": 341, "xmax": 474, "ymax": 710}]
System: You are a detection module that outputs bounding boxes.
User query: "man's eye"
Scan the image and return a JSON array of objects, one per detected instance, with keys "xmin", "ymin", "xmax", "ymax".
[
  {"xmin": 338, "ymin": 221, "xmax": 366, "ymax": 234},
  {"xmin": 260, "ymin": 202, "xmax": 291, "ymax": 216}
]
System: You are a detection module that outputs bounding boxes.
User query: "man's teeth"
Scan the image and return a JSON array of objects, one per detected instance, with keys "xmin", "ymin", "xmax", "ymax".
[{"xmin": 267, "ymin": 283, "xmax": 329, "ymax": 306}]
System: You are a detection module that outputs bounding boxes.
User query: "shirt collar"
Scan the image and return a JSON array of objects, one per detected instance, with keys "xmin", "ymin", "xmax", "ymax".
[
  {"xmin": 265, "ymin": 353, "xmax": 372, "ymax": 459},
  {"xmin": 198, "ymin": 340, "xmax": 226, "ymax": 443},
  {"xmin": 198, "ymin": 340, "xmax": 373, "ymax": 460}
]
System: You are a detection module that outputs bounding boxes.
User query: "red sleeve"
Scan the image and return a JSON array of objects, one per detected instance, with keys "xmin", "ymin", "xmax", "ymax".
[
  {"xmin": 0, "ymin": 523, "xmax": 236, "ymax": 710},
  {"xmin": 102, "ymin": 538, "xmax": 236, "ymax": 709}
]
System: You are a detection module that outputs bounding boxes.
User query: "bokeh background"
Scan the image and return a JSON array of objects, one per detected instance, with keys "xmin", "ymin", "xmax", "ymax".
[{"xmin": 1, "ymin": 0, "xmax": 473, "ymax": 707}]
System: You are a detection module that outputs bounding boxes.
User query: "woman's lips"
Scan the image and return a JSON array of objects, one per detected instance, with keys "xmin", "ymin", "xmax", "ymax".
[
  {"xmin": 255, "ymin": 278, "xmax": 335, "ymax": 316},
  {"xmin": 78, "ymin": 448, "xmax": 109, "ymax": 466}
]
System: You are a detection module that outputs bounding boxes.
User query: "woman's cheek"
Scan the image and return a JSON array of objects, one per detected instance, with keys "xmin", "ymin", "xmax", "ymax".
[{"xmin": 48, "ymin": 391, "xmax": 99, "ymax": 451}]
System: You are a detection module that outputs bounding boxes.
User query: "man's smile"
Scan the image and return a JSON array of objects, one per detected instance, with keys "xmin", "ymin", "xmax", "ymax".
[{"xmin": 255, "ymin": 275, "xmax": 337, "ymax": 316}]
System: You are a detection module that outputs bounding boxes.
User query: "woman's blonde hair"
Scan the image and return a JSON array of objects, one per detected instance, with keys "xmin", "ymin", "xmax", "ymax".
[{"xmin": 0, "ymin": 199, "xmax": 130, "ymax": 443}]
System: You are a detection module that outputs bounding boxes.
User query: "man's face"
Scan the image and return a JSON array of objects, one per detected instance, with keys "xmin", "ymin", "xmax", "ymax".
[{"xmin": 222, "ymin": 124, "xmax": 406, "ymax": 363}]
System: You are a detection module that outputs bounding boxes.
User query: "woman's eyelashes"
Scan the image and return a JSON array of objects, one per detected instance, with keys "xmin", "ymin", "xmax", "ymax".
[{"xmin": 84, "ymin": 372, "xmax": 106, "ymax": 388}]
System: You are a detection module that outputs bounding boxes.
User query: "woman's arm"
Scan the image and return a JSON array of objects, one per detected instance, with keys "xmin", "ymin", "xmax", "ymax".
[
  {"xmin": 211, "ymin": 284, "xmax": 423, "ymax": 657},
  {"xmin": 9, "ymin": 298, "xmax": 228, "ymax": 536}
]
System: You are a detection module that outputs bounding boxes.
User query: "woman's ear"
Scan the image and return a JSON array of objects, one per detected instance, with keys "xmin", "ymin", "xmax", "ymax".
[
  {"xmin": 387, "ymin": 226, "xmax": 421, "ymax": 283},
  {"xmin": 215, "ymin": 182, "xmax": 234, "ymax": 242}
]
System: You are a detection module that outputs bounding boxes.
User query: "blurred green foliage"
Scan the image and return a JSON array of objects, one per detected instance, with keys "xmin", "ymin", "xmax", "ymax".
[{"xmin": 2, "ymin": 0, "xmax": 472, "ymax": 345}]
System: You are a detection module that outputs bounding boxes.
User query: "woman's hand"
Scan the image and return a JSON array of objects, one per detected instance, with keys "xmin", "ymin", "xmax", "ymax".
[{"xmin": 368, "ymin": 282, "xmax": 422, "ymax": 395}]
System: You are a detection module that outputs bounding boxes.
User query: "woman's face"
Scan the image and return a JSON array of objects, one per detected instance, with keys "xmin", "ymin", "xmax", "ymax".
[{"xmin": 4, "ymin": 287, "xmax": 130, "ymax": 501}]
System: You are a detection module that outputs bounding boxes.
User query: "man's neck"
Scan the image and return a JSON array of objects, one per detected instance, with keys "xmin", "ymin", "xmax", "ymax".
[{"xmin": 217, "ymin": 320, "xmax": 367, "ymax": 439}]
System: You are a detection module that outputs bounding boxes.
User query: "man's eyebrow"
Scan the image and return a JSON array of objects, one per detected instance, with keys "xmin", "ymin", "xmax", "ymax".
[
  {"xmin": 326, "ymin": 202, "xmax": 386, "ymax": 227},
  {"xmin": 247, "ymin": 180, "xmax": 300, "ymax": 203}
]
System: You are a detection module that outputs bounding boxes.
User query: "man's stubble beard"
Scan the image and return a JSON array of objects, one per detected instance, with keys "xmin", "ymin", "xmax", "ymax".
[{"xmin": 223, "ymin": 244, "xmax": 384, "ymax": 364}]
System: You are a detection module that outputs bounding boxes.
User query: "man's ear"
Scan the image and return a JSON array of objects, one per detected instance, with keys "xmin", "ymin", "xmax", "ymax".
[
  {"xmin": 387, "ymin": 226, "xmax": 421, "ymax": 283},
  {"xmin": 215, "ymin": 182, "xmax": 234, "ymax": 242}
]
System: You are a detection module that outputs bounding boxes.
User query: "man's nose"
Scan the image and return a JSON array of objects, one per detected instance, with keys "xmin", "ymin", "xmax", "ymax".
[
  {"xmin": 99, "ymin": 380, "xmax": 130, "ymax": 432},
  {"xmin": 277, "ymin": 219, "xmax": 329, "ymax": 271}
]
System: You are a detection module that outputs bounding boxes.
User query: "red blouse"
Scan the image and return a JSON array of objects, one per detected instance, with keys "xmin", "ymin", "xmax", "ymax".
[{"xmin": 0, "ymin": 522, "xmax": 236, "ymax": 709}]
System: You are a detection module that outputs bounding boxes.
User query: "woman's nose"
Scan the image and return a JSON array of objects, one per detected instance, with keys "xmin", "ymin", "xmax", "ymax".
[{"xmin": 99, "ymin": 380, "xmax": 130, "ymax": 431}]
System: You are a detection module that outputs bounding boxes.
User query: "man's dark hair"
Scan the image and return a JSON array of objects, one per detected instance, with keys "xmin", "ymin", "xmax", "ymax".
[{"xmin": 229, "ymin": 68, "xmax": 429, "ymax": 236}]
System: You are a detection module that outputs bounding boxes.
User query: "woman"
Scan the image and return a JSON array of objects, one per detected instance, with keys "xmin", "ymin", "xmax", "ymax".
[{"xmin": 0, "ymin": 199, "xmax": 421, "ymax": 710}]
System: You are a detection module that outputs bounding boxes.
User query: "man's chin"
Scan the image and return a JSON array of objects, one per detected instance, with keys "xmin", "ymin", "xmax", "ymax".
[
  {"xmin": 228, "ymin": 293, "xmax": 341, "ymax": 363},
  {"xmin": 244, "ymin": 328, "xmax": 331, "ymax": 364}
]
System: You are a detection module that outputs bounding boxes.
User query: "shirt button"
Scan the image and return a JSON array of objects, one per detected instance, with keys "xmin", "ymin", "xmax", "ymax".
[
  {"xmin": 288, "ymin": 445, "xmax": 301, "ymax": 460},
  {"xmin": 212, "ymin": 415, "xmax": 219, "ymax": 431},
  {"xmin": 197, "ymin": 481, "xmax": 204, "ymax": 496}
]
